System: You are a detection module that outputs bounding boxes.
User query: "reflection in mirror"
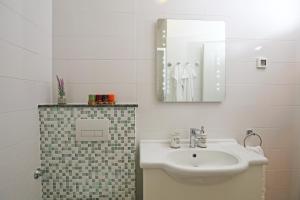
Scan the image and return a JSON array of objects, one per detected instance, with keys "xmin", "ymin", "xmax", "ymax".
[{"xmin": 156, "ymin": 19, "xmax": 226, "ymax": 102}]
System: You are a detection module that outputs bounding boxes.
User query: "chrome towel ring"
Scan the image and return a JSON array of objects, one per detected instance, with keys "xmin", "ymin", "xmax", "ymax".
[{"xmin": 243, "ymin": 129, "xmax": 263, "ymax": 147}]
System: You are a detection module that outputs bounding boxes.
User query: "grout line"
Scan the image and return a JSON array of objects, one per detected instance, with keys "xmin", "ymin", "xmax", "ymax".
[
  {"xmin": 241, "ymin": 60, "xmax": 297, "ymax": 64},
  {"xmin": 66, "ymin": 81, "xmax": 137, "ymax": 85},
  {"xmin": 64, "ymin": 82, "xmax": 300, "ymax": 86},
  {"xmin": 266, "ymin": 169, "xmax": 293, "ymax": 172},
  {"xmin": 0, "ymin": 1, "xmax": 38, "ymax": 25},
  {"xmin": 0, "ymin": 1, "xmax": 50, "ymax": 35},
  {"xmin": 226, "ymin": 38, "xmax": 297, "ymax": 42},
  {"xmin": 52, "ymin": 34, "xmax": 297, "ymax": 43},
  {"xmin": 226, "ymin": 82, "xmax": 300, "ymax": 86},
  {"xmin": 133, "ymin": 0, "xmax": 138, "ymax": 104},
  {"xmin": 264, "ymin": 147, "xmax": 293, "ymax": 150},
  {"xmin": 0, "ymin": 75, "xmax": 51, "ymax": 84},
  {"xmin": 53, "ymin": 34, "xmax": 134, "ymax": 38},
  {"xmin": 53, "ymin": 58, "xmax": 137, "ymax": 62},
  {"xmin": 0, "ymin": 107, "xmax": 36, "ymax": 116},
  {"xmin": 228, "ymin": 105, "xmax": 300, "ymax": 109},
  {"xmin": 53, "ymin": 58, "xmax": 137, "ymax": 61},
  {"xmin": 53, "ymin": 58, "xmax": 297, "ymax": 64},
  {"xmin": 0, "ymin": 37, "xmax": 39, "ymax": 55},
  {"xmin": 270, "ymin": 105, "xmax": 300, "ymax": 108},
  {"xmin": 225, "ymin": 60, "xmax": 297, "ymax": 64},
  {"xmin": 0, "ymin": 36, "xmax": 52, "ymax": 60}
]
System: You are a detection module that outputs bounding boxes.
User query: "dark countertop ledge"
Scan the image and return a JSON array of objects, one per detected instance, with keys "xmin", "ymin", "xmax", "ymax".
[{"xmin": 38, "ymin": 104, "xmax": 138, "ymax": 108}]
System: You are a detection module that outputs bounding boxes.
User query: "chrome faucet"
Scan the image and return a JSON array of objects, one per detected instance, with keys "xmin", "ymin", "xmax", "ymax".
[
  {"xmin": 190, "ymin": 128, "xmax": 200, "ymax": 148},
  {"xmin": 198, "ymin": 126, "xmax": 207, "ymax": 148},
  {"xmin": 190, "ymin": 127, "xmax": 207, "ymax": 148}
]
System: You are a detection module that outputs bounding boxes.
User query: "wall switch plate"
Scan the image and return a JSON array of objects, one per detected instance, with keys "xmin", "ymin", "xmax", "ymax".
[
  {"xmin": 256, "ymin": 57, "xmax": 267, "ymax": 69},
  {"xmin": 76, "ymin": 119, "xmax": 109, "ymax": 141}
]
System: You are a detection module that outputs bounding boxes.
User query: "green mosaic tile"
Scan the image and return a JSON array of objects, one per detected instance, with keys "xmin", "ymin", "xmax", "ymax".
[{"xmin": 39, "ymin": 107, "xmax": 136, "ymax": 200}]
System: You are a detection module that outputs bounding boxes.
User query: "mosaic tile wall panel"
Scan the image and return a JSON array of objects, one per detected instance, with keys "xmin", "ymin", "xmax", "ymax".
[{"xmin": 38, "ymin": 106, "xmax": 136, "ymax": 200}]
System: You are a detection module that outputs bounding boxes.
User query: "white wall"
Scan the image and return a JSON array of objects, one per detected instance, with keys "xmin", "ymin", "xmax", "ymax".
[
  {"xmin": 53, "ymin": 0, "xmax": 299, "ymax": 199},
  {"xmin": 290, "ymin": 14, "xmax": 300, "ymax": 200},
  {"xmin": 0, "ymin": 0, "xmax": 52, "ymax": 199}
]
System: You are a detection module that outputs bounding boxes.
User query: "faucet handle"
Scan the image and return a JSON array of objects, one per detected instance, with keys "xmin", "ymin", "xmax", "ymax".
[
  {"xmin": 190, "ymin": 128, "xmax": 198, "ymax": 135},
  {"xmin": 198, "ymin": 126, "xmax": 207, "ymax": 148},
  {"xmin": 200, "ymin": 126, "xmax": 205, "ymax": 134},
  {"xmin": 197, "ymin": 126, "xmax": 207, "ymax": 140},
  {"xmin": 189, "ymin": 128, "xmax": 198, "ymax": 148}
]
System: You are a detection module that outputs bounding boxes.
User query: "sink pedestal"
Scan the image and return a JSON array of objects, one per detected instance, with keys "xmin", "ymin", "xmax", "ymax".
[{"xmin": 143, "ymin": 165, "xmax": 265, "ymax": 200}]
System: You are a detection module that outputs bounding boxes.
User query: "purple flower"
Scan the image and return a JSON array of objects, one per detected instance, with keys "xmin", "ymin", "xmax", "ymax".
[{"xmin": 56, "ymin": 75, "xmax": 65, "ymax": 96}]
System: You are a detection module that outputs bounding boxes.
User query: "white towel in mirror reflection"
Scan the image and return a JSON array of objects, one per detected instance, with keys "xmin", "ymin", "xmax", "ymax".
[{"xmin": 171, "ymin": 63, "xmax": 197, "ymax": 101}]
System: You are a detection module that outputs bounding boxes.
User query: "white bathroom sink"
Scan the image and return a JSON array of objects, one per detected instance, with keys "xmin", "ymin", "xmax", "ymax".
[
  {"xmin": 164, "ymin": 149, "xmax": 247, "ymax": 179},
  {"xmin": 167, "ymin": 149, "xmax": 239, "ymax": 167},
  {"xmin": 140, "ymin": 139, "xmax": 268, "ymax": 184}
]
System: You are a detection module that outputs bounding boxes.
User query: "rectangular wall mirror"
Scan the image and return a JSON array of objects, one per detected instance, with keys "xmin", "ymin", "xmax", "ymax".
[{"xmin": 156, "ymin": 19, "xmax": 226, "ymax": 102}]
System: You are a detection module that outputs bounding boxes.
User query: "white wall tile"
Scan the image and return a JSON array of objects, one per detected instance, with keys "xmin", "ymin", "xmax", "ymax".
[
  {"xmin": 53, "ymin": 36, "xmax": 134, "ymax": 60},
  {"xmin": 0, "ymin": 109, "xmax": 39, "ymax": 150},
  {"xmin": 0, "ymin": 140, "xmax": 41, "ymax": 200},
  {"xmin": 54, "ymin": 10, "xmax": 135, "ymax": 37},
  {"xmin": 0, "ymin": 0, "xmax": 51, "ymax": 199},
  {"xmin": 0, "ymin": 40, "xmax": 52, "ymax": 82},
  {"xmin": 0, "ymin": 4, "xmax": 43, "ymax": 53},
  {"xmin": 266, "ymin": 170, "xmax": 291, "ymax": 189},
  {"xmin": 136, "ymin": 60, "xmax": 155, "ymax": 84},
  {"xmin": 290, "ymin": 171, "xmax": 300, "ymax": 199},
  {"xmin": 226, "ymin": 39, "xmax": 296, "ymax": 63},
  {"xmin": 0, "ymin": 0, "xmax": 52, "ymax": 33},
  {"xmin": 0, "ymin": 78, "xmax": 50, "ymax": 113},
  {"xmin": 227, "ymin": 62, "xmax": 297, "ymax": 85},
  {"xmin": 266, "ymin": 188, "xmax": 290, "ymax": 200},
  {"xmin": 54, "ymin": 59, "xmax": 136, "ymax": 84},
  {"xmin": 54, "ymin": 0, "xmax": 135, "ymax": 14},
  {"xmin": 297, "ymin": 39, "xmax": 300, "ymax": 62},
  {"xmin": 265, "ymin": 148, "xmax": 292, "ymax": 170},
  {"xmin": 257, "ymin": 127, "xmax": 292, "ymax": 149},
  {"xmin": 225, "ymin": 85, "xmax": 298, "ymax": 107}
]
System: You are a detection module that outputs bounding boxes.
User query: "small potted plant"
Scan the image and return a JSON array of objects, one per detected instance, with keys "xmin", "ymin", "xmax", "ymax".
[{"xmin": 56, "ymin": 75, "xmax": 66, "ymax": 105}]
